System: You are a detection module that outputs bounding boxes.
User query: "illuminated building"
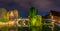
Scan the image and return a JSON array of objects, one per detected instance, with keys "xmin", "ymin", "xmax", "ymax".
[
  {"xmin": 13, "ymin": 9, "xmax": 18, "ymax": 18},
  {"xmin": 8, "ymin": 9, "xmax": 18, "ymax": 31},
  {"xmin": 50, "ymin": 10, "xmax": 60, "ymax": 22},
  {"xmin": 0, "ymin": 8, "xmax": 7, "ymax": 22},
  {"xmin": 8, "ymin": 9, "xmax": 18, "ymax": 21},
  {"xmin": 50, "ymin": 10, "xmax": 60, "ymax": 28},
  {"xmin": 0, "ymin": 8, "xmax": 8, "ymax": 31},
  {"xmin": 6, "ymin": 11, "xmax": 10, "ymax": 20}
]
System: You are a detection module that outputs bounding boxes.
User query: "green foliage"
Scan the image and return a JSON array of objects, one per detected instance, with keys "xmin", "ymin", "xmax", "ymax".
[{"xmin": 0, "ymin": 19, "xmax": 8, "ymax": 22}]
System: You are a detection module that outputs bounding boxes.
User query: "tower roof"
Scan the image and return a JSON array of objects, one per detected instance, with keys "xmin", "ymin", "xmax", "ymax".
[{"xmin": 50, "ymin": 10, "xmax": 60, "ymax": 17}]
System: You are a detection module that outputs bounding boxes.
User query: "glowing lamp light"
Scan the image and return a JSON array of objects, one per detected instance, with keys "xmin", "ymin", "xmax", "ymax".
[
  {"xmin": 52, "ymin": 20, "xmax": 55, "ymax": 22},
  {"xmin": 10, "ymin": 11, "xmax": 14, "ymax": 16}
]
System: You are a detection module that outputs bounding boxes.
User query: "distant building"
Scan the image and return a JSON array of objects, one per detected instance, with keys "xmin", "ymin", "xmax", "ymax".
[
  {"xmin": 0, "ymin": 8, "xmax": 7, "ymax": 22},
  {"xmin": 0, "ymin": 8, "xmax": 7, "ymax": 19},
  {"xmin": 9, "ymin": 9, "xmax": 18, "ymax": 21},
  {"xmin": 50, "ymin": 10, "xmax": 60, "ymax": 22},
  {"xmin": 8, "ymin": 9, "xmax": 18, "ymax": 31},
  {"xmin": 13, "ymin": 9, "xmax": 18, "ymax": 18},
  {"xmin": 6, "ymin": 11, "xmax": 10, "ymax": 20}
]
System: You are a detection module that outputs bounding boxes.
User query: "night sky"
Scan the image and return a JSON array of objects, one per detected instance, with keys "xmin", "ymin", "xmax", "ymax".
[{"xmin": 0, "ymin": 0, "xmax": 60, "ymax": 18}]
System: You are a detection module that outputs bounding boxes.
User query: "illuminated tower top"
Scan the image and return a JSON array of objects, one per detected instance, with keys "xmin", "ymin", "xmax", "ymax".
[
  {"xmin": 10, "ymin": 11, "xmax": 14, "ymax": 17},
  {"xmin": 9, "ymin": 9, "xmax": 18, "ymax": 21},
  {"xmin": 29, "ymin": 6, "xmax": 38, "ymax": 18}
]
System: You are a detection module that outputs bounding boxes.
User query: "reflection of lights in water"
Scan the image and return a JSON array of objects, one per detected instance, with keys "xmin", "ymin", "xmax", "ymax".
[
  {"xmin": 2, "ymin": 23, "xmax": 5, "ymax": 26},
  {"xmin": 55, "ymin": 21, "xmax": 60, "ymax": 27},
  {"xmin": 8, "ymin": 21, "xmax": 15, "ymax": 27},
  {"xmin": 5, "ymin": 22, "xmax": 8, "ymax": 26},
  {"xmin": 0, "ymin": 18, "xmax": 29, "ymax": 27},
  {"xmin": 10, "ymin": 30, "xmax": 15, "ymax": 31},
  {"xmin": 0, "ymin": 21, "xmax": 15, "ymax": 27},
  {"xmin": 51, "ymin": 22, "xmax": 54, "ymax": 31},
  {"xmin": 51, "ymin": 16, "xmax": 55, "ymax": 31},
  {"xmin": 0, "ymin": 22, "xmax": 3, "ymax": 27}
]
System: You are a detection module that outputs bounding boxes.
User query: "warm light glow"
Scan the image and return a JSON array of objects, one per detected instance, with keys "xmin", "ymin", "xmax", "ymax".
[
  {"xmin": 10, "ymin": 11, "xmax": 14, "ymax": 16},
  {"xmin": 0, "ymin": 21, "xmax": 15, "ymax": 27}
]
